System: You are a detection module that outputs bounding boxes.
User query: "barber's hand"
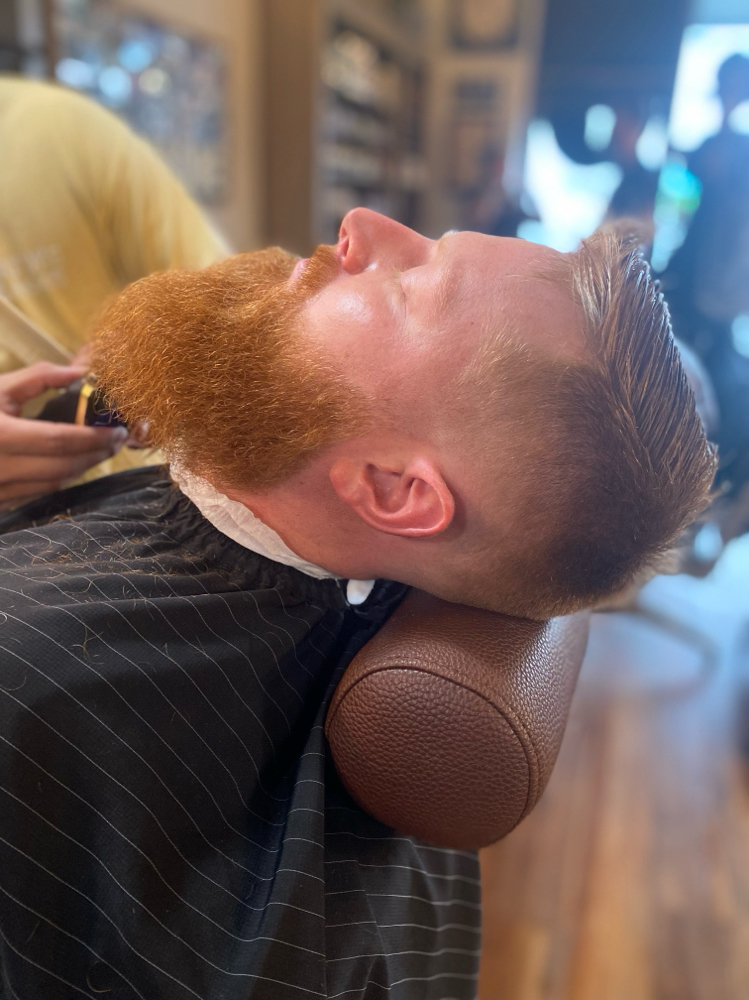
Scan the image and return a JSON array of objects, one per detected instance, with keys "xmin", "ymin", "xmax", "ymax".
[{"xmin": 0, "ymin": 362, "xmax": 128, "ymax": 509}]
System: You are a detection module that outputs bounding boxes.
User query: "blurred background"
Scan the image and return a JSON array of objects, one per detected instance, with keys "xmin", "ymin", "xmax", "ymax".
[
  {"xmin": 0, "ymin": 0, "xmax": 728, "ymax": 254},
  {"xmin": 2, "ymin": 0, "xmax": 749, "ymax": 996},
  {"xmin": 2, "ymin": 0, "xmax": 748, "ymax": 277}
]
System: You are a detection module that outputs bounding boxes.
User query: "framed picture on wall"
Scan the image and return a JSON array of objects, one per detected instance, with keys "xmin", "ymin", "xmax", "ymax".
[
  {"xmin": 358, "ymin": 0, "xmax": 422, "ymax": 31},
  {"xmin": 449, "ymin": 0, "xmax": 519, "ymax": 51},
  {"xmin": 50, "ymin": 0, "xmax": 227, "ymax": 204},
  {"xmin": 447, "ymin": 78, "xmax": 504, "ymax": 195}
]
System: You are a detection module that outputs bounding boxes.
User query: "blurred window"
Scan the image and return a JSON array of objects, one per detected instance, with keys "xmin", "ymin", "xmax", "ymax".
[
  {"xmin": 728, "ymin": 99, "xmax": 749, "ymax": 132},
  {"xmin": 652, "ymin": 23, "xmax": 749, "ymax": 270},
  {"xmin": 731, "ymin": 314, "xmax": 749, "ymax": 357},
  {"xmin": 584, "ymin": 104, "xmax": 616, "ymax": 152},
  {"xmin": 669, "ymin": 24, "xmax": 749, "ymax": 152},
  {"xmin": 651, "ymin": 159, "xmax": 702, "ymax": 271},
  {"xmin": 636, "ymin": 116, "xmax": 669, "ymax": 170},
  {"xmin": 520, "ymin": 119, "xmax": 621, "ymax": 251}
]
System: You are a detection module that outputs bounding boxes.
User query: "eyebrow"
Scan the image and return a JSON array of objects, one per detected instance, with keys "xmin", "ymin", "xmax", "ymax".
[{"xmin": 433, "ymin": 233, "xmax": 460, "ymax": 318}]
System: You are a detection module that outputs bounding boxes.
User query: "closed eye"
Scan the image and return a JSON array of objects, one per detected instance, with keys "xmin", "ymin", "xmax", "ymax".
[{"xmin": 386, "ymin": 269, "xmax": 408, "ymax": 319}]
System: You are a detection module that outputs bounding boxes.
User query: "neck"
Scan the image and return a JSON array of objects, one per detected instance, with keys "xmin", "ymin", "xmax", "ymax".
[
  {"xmin": 224, "ymin": 450, "xmax": 479, "ymax": 600},
  {"xmin": 226, "ymin": 466, "xmax": 388, "ymax": 581}
]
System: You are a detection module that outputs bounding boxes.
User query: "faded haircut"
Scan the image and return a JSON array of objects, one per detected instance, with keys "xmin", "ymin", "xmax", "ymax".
[{"xmin": 456, "ymin": 226, "xmax": 717, "ymax": 619}]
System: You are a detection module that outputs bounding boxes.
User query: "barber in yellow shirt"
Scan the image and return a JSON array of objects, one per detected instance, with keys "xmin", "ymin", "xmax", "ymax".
[{"xmin": 0, "ymin": 76, "xmax": 227, "ymax": 507}]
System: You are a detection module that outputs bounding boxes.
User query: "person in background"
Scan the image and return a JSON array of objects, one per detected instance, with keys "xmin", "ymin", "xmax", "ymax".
[
  {"xmin": 0, "ymin": 75, "xmax": 227, "ymax": 508},
  {"xmin": 661, "ymin": 54, "xmax": 749, "ymax": 535},
  {"xmin": 606, "ymin": 103, "xmax": 660, "ymax": 223}
]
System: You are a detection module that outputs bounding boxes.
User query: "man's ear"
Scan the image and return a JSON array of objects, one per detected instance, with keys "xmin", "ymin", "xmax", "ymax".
[{"xmin": 329, "ymin": 457, "xmax": 454, "ymax": 537}]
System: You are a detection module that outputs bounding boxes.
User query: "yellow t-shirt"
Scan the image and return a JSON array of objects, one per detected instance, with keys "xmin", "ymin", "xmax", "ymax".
[
  {"xmin": 0, "ymin": 76, "xmax": 226, "ymax": 365},
  {"xmin": 0, "ymin": 76, "xmax": 227, "ymax": 477}
]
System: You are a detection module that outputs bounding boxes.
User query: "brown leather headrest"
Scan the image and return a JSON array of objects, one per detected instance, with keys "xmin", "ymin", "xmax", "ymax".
[{"xmin": 325, "ymin": 589, "xmax": 589, "ymax": 850}]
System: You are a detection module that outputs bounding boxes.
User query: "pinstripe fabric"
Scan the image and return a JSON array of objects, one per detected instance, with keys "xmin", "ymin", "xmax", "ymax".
[{"xmin": 0, "ymin": 469, "xmax": 480, "ymax": 999}]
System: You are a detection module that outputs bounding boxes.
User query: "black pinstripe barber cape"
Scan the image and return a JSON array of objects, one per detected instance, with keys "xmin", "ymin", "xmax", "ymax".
[{"xmin": 0, "ymin": 468, "xmax": 480, "ymax": 1000}]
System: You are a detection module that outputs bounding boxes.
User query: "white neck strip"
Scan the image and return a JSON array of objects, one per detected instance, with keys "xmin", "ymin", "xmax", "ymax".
[{"xmin": 171, "ymin": 465, "xmax": 375, "ymax": 605}]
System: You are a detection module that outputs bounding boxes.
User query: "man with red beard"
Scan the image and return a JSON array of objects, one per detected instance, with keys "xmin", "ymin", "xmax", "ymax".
[{"xmin": 0, "ymin": 209, "xmax": 714, "ymax": 999}]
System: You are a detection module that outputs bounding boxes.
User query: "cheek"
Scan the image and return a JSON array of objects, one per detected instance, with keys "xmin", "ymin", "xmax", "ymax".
[
  {"xmin": 302, "ymin": 286, "xmax": 384, "ymax": 354},
  {"xmin": 333, "ymin": 288, "xmax": 378, "ymax": 325},
  {"xmin": 299, "ymin": 286, "xmax": 399, "ymax": 397}
]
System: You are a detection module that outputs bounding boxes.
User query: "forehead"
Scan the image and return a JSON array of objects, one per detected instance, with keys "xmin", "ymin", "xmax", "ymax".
[
  {"xmin": 446, "ymin": 230, "xmax": 558, "ymax": 272},
  {"xmin": 435, "ymin": 233, "xmax": 586, "ymax": 360},
  {"xmin": 295, "ymin": 229, "xmax": 588, "ymax": 405}
]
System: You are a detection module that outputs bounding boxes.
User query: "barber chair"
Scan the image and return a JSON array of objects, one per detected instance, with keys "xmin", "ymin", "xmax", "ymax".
[{"xmin": 326, "ymin": 589, "xmax": 590, "ymax": 850}]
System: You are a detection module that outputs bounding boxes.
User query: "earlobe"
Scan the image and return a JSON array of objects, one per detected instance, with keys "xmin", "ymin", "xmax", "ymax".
[{"xmin": 330, "ymin": 457, "xmax": 454, "ymax": 537}]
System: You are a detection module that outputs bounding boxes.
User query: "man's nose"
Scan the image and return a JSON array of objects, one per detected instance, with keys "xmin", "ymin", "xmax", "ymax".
[{"xmin": 338, "ymin": 207, "xmax": 432, "ymax": 274}]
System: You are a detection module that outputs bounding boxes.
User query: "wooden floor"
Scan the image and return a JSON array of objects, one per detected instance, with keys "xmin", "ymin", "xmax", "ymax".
[{"xmin": 478, "ymin": 535, "xmax": 749, "ymax": 1000}]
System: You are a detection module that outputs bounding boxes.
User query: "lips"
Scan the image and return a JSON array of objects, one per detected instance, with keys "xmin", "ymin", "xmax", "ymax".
[{"xmin": 290, "ymin": 257, "xmax": 310, "ymax": 282}]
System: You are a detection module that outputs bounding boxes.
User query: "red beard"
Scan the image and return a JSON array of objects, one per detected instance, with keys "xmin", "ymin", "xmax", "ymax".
[{"xmin": 92, "ymin": 244, "xmax": 366, "ymax": 490}]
